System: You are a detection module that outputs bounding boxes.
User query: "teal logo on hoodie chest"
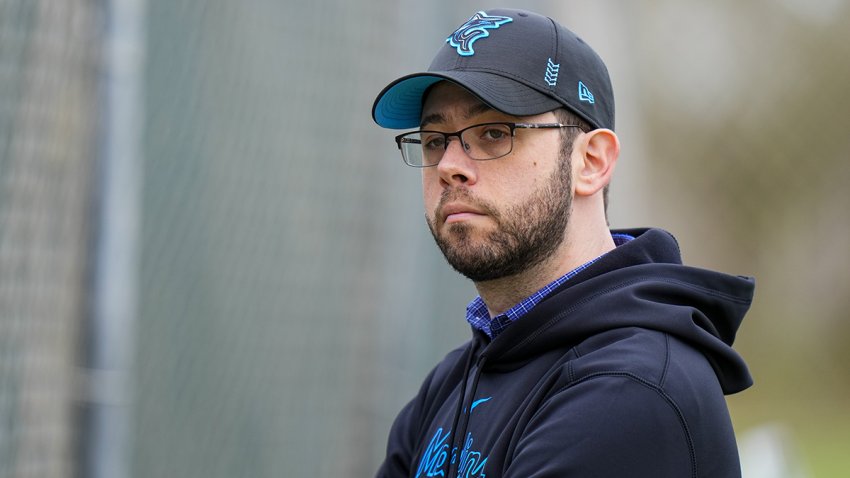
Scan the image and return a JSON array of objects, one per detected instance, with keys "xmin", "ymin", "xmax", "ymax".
[{"xmin": 416, "ymin": 428, "xmax": 489, "ymax": 477}]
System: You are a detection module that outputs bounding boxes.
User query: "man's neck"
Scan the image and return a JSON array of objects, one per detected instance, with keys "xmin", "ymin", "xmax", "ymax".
[{"xmin": 475, "ymin": 230, "xmax": 616, "ymax": 318}]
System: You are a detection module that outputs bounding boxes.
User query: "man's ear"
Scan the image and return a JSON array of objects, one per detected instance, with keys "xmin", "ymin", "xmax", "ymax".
[{"xmin": 573, "ymin": 129, "xmax": 619, "ymax": 198}]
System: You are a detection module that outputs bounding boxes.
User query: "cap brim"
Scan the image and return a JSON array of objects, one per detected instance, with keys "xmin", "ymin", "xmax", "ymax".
[{"xmin": 372, "ymin": 71, "xmax": 562, "ymax": 129}]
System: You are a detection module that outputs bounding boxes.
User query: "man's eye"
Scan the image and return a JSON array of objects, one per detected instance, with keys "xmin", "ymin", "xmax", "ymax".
[
  {"xmin": 480, "ymin": 126, "xmax": 510, "ymax": 141},
  {"xmin": 423, "ymin": 135, "xmax": 446, "ymax": 150}
]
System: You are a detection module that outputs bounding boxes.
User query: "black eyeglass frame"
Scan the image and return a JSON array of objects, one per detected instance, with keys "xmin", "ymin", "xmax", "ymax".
[{"xmin": 393, "ymin": 122, "xmax": 585, "ymax": 168}]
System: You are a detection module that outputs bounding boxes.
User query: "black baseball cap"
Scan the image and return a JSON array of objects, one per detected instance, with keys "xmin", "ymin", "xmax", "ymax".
[{"xmin": 372, "ymin": 8, "xmax": 614, "ymax": 131}]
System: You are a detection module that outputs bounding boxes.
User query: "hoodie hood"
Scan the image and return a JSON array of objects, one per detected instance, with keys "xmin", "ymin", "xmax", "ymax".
[{"xmin": 478, "ymin": 228, "xmax": 754, "ymax": 394}]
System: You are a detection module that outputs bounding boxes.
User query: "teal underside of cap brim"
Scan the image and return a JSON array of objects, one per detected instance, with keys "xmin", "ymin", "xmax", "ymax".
[{"xmin": 373, "ymin": 76, "xmax": 446, "ymax": 129}]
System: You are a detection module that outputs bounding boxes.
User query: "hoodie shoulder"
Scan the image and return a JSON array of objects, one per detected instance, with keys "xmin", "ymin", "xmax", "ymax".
[{"xmin": 487, "ymin": 228, "xmax": 754, "ymax": 394}]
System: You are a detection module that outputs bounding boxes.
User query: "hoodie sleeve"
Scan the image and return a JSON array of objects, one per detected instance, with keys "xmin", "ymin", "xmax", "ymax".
[
  {"xmin": 374, "ymin": 396, "xmax": 419, "ymax": 478},
  {"xmin": 375, "ymin": 363, "xmax": 442, "ymax": 478},
  {"xmin": 375, "ymin": 343, "xmax": 475, "ymax": 478},
  {"xmin": 504, "ymin": 374, "xmax": 702, "ymax": 478}
]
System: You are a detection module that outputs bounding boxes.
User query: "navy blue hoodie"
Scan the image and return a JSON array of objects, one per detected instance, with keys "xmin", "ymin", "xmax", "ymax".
[{"xmin": 375, "ymin": 228, "xmax": 754, "ymax": 478}]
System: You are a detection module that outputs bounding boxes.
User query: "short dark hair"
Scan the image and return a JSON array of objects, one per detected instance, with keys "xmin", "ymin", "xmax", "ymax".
[{"xmin": 552, "ymin": 108, "xmax": 610, "ymax": 219}]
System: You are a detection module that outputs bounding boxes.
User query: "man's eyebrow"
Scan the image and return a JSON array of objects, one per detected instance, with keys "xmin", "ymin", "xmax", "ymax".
[
  {"xmin": 419, "ymin": 112, "xmax": 446, "ymax": 129},
  {"xmin": 420, "ymin": 103, "xmax": 494, "ymax": 129}
]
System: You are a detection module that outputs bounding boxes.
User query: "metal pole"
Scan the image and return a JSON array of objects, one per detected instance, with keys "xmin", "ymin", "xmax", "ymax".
[{"xmin": 86, "ymin": 0, "xmax": 145, "ymax": 476}]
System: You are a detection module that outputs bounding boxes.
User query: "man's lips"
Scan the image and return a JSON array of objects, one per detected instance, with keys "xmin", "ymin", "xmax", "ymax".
[{"xmin": 440, "ymin": 203, "xmax": 487, "ymax": 224}]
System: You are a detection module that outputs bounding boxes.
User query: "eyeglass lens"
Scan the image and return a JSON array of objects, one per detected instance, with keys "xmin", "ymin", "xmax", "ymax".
[{"xmin": 401, "ymin": 123, "xmax": 514, "ymax": 166}]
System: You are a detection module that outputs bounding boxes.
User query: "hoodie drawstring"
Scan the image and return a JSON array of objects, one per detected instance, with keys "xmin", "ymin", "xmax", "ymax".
[{"xmin": 445, "ymin": 350, "xmax": 488, "ymax": 478}]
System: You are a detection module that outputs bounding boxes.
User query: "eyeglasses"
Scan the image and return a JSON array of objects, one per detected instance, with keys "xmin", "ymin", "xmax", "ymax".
[{"xmin": 394, "ymin": 122, "xmax": 583, "ymax": 168}]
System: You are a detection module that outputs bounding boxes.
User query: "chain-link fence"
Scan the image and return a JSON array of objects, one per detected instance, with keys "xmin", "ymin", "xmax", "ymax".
[
  {"xmin": 0, "ymin": 1, "xmax": 99, "ymax": 476},
  {"xmin": 0, "ymin": 0, "xmax": 848, "ymax": 477}
]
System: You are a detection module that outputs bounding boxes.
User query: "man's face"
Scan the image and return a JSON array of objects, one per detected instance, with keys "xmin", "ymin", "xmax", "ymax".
[{"xmin": 421, "ymin": 82, "xmax": 575, "ymax": 282}]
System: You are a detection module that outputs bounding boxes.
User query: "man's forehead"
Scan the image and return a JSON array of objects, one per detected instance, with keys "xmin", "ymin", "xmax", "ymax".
[{"xmin": 420, "ymin": 82, "xmax": 501, "ymax": 128}]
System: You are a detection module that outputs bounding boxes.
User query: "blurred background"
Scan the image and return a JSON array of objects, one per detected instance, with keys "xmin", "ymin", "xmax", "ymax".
[{"xmin": 0, "ymin": 0, "xmax": 848, "ymax": 476}]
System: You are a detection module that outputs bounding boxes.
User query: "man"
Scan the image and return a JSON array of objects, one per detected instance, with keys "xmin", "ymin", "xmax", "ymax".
[{"xmin": 371, "ymin": 8, "xmax": 753, "ymax": 478}]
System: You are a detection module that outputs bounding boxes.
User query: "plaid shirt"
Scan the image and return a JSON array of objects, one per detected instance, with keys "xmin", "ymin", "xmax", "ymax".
[{"xmin": 466, "ymin": 233, "xmax": 634, "ymax": 339}]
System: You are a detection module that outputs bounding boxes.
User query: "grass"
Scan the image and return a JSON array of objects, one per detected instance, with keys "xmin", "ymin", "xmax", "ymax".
[{"xmin": 731, "ymin": 392, "xmax": 850, "ymax": 477}]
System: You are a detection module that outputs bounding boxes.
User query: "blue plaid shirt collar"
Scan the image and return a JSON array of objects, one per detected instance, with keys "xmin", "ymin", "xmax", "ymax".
[{"xmin": 466, "ymin": 233, "xmax": 634, "ymax": 339}]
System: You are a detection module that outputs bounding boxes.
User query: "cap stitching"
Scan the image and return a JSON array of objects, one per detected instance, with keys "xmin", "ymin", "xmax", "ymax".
[
  {"xmin": 442, "ymin": 66, "xmax": 569, "ymax": 105},
  {"xmin": 548, "ymin": 17, "xmax": 560, "ymax": 93}
]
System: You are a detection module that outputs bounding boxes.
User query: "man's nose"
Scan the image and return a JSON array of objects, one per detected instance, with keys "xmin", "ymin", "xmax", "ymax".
[{"xmin": 435, "ymin": 136, "xmax": 477, "ymax": 186}]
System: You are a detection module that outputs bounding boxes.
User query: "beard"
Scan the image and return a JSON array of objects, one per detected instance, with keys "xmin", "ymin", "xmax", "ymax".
[{"xmin": 426, "ymin": 158, "xmax": 572, "ymax": 283}]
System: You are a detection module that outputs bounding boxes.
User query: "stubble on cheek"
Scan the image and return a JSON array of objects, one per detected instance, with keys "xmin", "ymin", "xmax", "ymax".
[{"xmin": 422, "ymin": 155, "xmax": 573, "ymax": 282}]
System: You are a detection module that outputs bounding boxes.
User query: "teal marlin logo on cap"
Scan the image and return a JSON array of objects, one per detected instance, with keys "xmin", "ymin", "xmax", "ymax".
[{"xmin": 447, "ymin": 11, "xmax": 513, "ymax": 57}]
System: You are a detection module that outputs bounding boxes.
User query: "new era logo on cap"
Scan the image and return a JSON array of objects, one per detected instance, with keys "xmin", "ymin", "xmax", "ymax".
[
  {"xmin": 578, "ymin": 81, "xmax": 595, "ymax": 104},
  {"xmin": 446, "ymin": 11, "xmax": 513, "ymax": 56}
]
